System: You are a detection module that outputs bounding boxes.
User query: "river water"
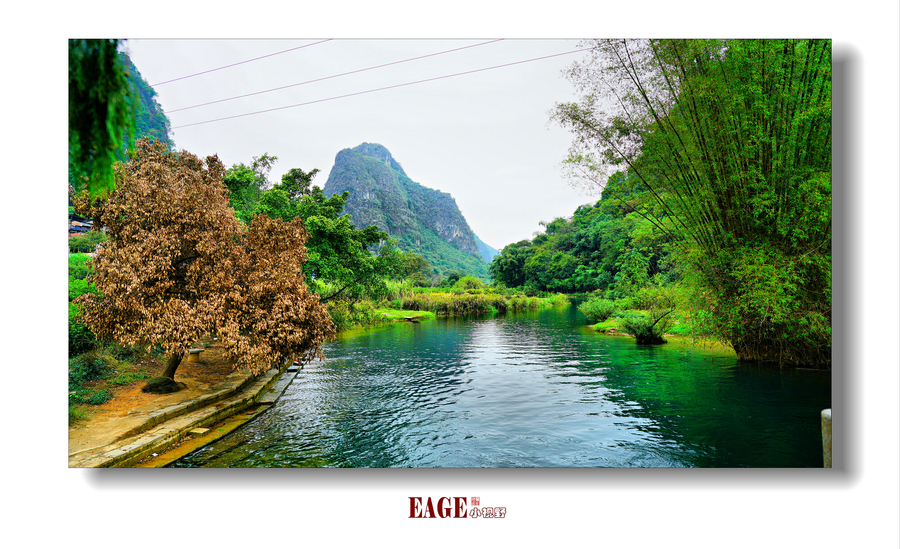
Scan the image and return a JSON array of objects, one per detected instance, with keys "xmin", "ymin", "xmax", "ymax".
[{"xmin": 171, "ymin": 304, "xmax": 831, "ymax": 468}]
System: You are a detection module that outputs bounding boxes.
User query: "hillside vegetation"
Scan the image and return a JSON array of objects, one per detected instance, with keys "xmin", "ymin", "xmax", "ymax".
[{"xmin": 323, "ymin": 143, "xmax": 495, "ymax": 281}]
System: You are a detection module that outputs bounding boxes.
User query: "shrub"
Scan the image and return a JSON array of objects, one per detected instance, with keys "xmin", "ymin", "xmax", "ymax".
[
  {"xmin": 68, "ymin": 254, "xmax": 92, "ymax": 281},
  {"xmin": 408, "ymin": 272, "xmax": 432, "ymax": 288},
  {"xmin": 326, "ymin": 300, "xmax": 385, "ymax": 331},
  {"xmin": 68, "ymin": 350, "xmax": 115, "ymax": 387},
  {"xmin": 109, "ymin": 343, "xmax": 146, "ymax": 362},
  {"xmin": 617, "ymin": 310, "xmax": 674, "ymax": 344},
  {"xmin": 489, "ymin": 295, "xmax": 508, "ymax": 313},
  {"xmin": 400, "ymin": 292, "xmax": 501, "ymax": 315},
  {"xmin": 398, "ymin": 293, "xmax": 428, "ymax": 312},
  {"xmin": 508, "ymin": 295, "xmax": 541, "ymax": 311},
  {"xmin": 578, "ymin": 297, "xmax": 618, "ymax": 322},
  {"xmin": 449, "ymin": 293, "xmax": 492, "ymax": 314},
  {"xmin": 69, "ymin": 277, "xmax": 98, "ymax": 301},
  {"xmin": 437, "ymin": 270, "xmax": 464, "ymax": 288},
  {"xmin": 69, "ymin": 388, "xmax": 113, "ymax": 405},
  {"xmin": 604, "ymin": 287, "xmax": 626, "ymax": 301},
  {"xmin": 69, "ymin": 405, "xmax": 89, "ymax": 426},
  {"xmin": 326, "ymin": 301, "xmax": 352, "ymax": 331},
  {"xmin": 68, "ymin": 230, "xmax": 108, "ymax": 253},
  {"xmin": 68, "ymin": 302, "xmax": 96, "ymax": 357},
  {"xmin": 454, "ymin": 275, "xmax": 484, "ymax": 290},
  {"xmin": 384, "ymin": 279, "xmax": 414, "ymax": 303}
]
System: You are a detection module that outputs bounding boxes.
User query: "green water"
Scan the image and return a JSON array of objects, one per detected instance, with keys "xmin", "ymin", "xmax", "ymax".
[{"xmin": 172, "ymin": 304, "xmax": 831, "ymax": 467}]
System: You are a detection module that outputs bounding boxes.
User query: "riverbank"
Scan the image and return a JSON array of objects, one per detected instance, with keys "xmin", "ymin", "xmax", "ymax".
[
  {"xmin": 67, "ymin": 309, "xmax": 441, "ymax": 467},
  {"xmin": 67, "ymin": 338, "xmax": 300, "ymax": 467}
]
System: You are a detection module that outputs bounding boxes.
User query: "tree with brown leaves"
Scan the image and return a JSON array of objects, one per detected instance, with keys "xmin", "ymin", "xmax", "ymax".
[{"xmin": 74, "ymin": 139, "xmax": 334, "ymax": 393}]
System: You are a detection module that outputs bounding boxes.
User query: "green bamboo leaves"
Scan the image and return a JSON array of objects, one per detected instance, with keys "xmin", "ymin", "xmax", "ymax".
[{"xmin": 553, "ymin": 39, "xmax": 831, "ymax": 367}]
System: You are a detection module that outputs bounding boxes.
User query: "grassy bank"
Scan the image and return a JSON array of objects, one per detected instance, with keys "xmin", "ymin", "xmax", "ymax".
[
  {"xmin": 325, "ymin": 287, "xmax": 570, "ymax": 332},
  {"xmin": 374, "ymin": 308, "xmax": 437, "ymax": 321},
  {"xmin": 392, "ymin": 291, "xmax": 567, "ymax": 316},
  {"xmin": 584, "ymin": 306, "xmax": 735, "ymax": 355},
  {"xmin": 68, "ymin": 347, "xmax": 154, "ymax": 425}
]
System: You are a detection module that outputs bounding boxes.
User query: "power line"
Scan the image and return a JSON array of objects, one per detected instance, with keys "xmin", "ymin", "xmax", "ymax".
[
  {"xmin": 166, "ymin": 39, "xmax": 504, "ymax": 114},
  {"xmin": 173, "ymin": 47, "xmax": 590, "ymax": 130},
  {"xmin": 143, "ymin": 39, "xmax": 333, "ymax": 88}
]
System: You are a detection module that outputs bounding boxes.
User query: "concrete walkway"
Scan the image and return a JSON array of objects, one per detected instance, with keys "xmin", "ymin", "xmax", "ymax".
[{"xmin": 68, "ymin": 362, "xmax": 304, "ymax": 468}]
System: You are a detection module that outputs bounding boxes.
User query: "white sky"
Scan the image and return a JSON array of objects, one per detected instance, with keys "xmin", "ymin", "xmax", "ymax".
[{"xmin": 123, "ymin": 38, "xmax": 597, "ymax": 251}]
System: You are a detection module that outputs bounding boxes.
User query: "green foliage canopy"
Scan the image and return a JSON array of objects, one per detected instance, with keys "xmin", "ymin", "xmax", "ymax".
[{"xmin": 489, "ymin": 188, "xmax": 674, "ymax": 296}]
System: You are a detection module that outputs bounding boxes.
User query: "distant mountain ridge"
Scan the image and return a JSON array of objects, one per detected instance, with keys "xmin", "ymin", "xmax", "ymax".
[
  {"xmin": 322, "ymin": 143, "xmax": 497, "ymax": 279},
  {"xmin": 475, "ymin": 234, "xmax": 499, "ymax": 264}
]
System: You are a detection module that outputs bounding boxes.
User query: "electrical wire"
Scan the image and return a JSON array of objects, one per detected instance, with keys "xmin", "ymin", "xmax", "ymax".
[
  {"xmin": 172, "ymin": 46, "xmax": 590, "ymax": 130},
  {"xmin": 166, "ymin": 39, "xmax": 503, "ymax": 114},
  {"xmin": 142, "ymin": 39, "xmax": 333, "ymax": 88}
]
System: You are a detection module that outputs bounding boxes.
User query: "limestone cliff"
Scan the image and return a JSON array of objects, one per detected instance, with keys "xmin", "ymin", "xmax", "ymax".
[{"xmin": 323, "ymin": 143, "xmax": 494, "ymax": 278}]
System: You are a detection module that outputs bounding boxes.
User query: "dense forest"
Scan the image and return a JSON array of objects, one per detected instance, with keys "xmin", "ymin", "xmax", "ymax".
[{"xmin": 490, "ymin": 172, "xmax": 674, "ymax": 296}]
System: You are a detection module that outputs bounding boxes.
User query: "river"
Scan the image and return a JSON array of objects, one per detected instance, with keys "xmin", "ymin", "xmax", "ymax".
[{"xmin": 170, "ymin": 303, "xmax": 831, "ymax": 467}]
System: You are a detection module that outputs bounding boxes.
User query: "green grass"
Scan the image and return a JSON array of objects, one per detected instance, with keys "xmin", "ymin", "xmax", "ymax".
[
  {"xmin": 69, "ymin": 405, "xmax": 90, "ymax": 426},
  {"xmin": 373, "ymin": 308, "xmax": 436, "ymax": 321},
  {"xmin": 590, "ymin": 317, "xmax": 622, "ymax": 333},
  {"xmin": 326, "ymin": 288, "xmax": 568, "ymax": 334},
  {"xmin": 107, "ymin": 368, "xmax": 151, "ymax": 386}
]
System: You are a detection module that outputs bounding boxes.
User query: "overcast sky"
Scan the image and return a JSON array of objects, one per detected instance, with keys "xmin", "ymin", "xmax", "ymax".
[{"xmin": 123, "ymin": 38, "xmax": 598, "ymax": 251}]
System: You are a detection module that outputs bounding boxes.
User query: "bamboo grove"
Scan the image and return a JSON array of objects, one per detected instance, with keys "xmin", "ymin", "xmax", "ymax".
[{"xmin": 552, "ymin": 39, "xmax": 831, "ymax": 367}]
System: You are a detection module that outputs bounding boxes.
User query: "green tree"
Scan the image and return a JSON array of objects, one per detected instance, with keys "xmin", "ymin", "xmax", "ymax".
[
  {"xmin": 454, "ymin": 275, "xmax": 484, "ymax": 290},
  {"xmin": 614, "ymin": 248, "xmax": 650, "ymax": 298},
  {"xmin": 223, "ymin": 153, "xmax": 279, "ymax": 223},
  {"xmin": 223, "ymin": 163, "xmax": 260, "ymax": 223},
  {"xmin": 298, "ymin": 188, "xmax": 404, "ymax": 303},
  {"xmin": 553, "ymin": 39, "xmax": 831, "ymax": 367},
  {"xmin": 399, "ymin": 253, "xmax": 433, "ymax": 286},
  {"xmin": 489, "ymin": 240, "xmax": 533, "ymax": 288},
  {"xmin": 277, "ymin": 167, "xmax": 320, "ymax": 201}
]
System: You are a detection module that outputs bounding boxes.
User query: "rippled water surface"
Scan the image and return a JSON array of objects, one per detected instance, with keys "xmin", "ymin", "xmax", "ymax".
[{"xmin": 172, "ymin": 305, "xmax": 831, "ymax": 468}]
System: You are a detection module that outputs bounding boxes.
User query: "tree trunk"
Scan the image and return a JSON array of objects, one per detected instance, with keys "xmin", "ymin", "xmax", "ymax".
[
  {"xmin": 160, "ymin": 352, "xmax": 183, "ymax": 380},
  {"xmin": 142, "ymin": 352, "xmax": 186, "ymax": 394}
]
